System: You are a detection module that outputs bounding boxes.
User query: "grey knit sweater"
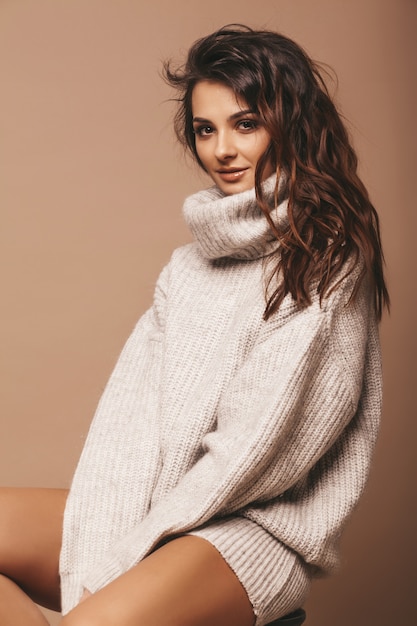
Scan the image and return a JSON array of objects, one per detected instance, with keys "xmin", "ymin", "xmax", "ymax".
[{"xmin": 59, "ymin": 177, "xmax": 382, "ymax": 625}]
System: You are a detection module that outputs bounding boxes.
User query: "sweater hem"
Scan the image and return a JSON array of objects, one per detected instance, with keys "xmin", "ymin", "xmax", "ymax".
[{"xmin": 188, "ymin": 516, "xmax": 310, "ymax": 625}]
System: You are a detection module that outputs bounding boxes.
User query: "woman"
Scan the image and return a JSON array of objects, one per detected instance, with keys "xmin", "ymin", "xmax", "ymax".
[{"xmin": 0, "ymin": 25, "xmax": 389, "ymax": 626}]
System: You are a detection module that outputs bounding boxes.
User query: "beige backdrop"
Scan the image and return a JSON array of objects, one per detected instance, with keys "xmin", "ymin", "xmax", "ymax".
[{"xmin": 1, "ymin": 1, "xmax": 415, "ymax": 625}]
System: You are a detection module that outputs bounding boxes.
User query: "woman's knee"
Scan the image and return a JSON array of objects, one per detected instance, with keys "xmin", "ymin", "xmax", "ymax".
[
  {"xmin": 0, "ymin": 487, "xmax": 67, "ymax": 610},
  {"xmin": 0, "ymin": 487, "xmax": 33, "ymax": 571},
  {"xmin": 0, "ymin": 487, "xmax": 66, "ymax": 567}
]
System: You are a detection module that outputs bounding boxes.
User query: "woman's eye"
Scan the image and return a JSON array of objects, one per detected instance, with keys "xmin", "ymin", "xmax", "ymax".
[
  {"xmin": 194, "ymin": 125, "xmax": 214, "ymax": 137},
  {"xmin": 238, "ymin": 119, "xmax": 258, "ymax": 131}
]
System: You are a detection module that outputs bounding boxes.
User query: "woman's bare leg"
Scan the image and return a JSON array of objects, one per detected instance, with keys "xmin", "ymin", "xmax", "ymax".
[
  {"xmin": 0, "ymin": 487, "xmax": 67, "ymax": 624},
  {"xmin": 60, "ymin": 535, "xmax": 255, "ymax": 626},
  {"xmin": 0, "ymin": 574, "xmax": 50, "ymax": 626}
]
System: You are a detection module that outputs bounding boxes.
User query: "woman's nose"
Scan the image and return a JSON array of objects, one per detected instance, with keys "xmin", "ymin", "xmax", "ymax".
[{"xmin": 214, "ymin": 130, "xmax": 237, "ymax": 161}]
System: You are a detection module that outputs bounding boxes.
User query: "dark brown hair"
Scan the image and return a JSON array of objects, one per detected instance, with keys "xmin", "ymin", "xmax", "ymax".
[{"xmin": 164, "ymin": 25, "xmax": 389, "ymax": 319}]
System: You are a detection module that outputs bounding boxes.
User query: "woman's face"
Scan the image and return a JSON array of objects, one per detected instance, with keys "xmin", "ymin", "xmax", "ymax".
[{"xmin": 191, "ymin": 80, "xmax": 274, "ymax": 195}]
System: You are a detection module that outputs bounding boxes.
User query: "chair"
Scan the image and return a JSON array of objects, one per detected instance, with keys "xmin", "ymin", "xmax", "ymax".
[{"xmin": 266, "ymin": 608, "xmax": 306, "ymax": 625}]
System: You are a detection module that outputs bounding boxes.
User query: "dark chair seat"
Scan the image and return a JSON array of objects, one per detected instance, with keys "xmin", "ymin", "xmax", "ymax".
[{"xmin": 266, "ymin": 608, "xmax": 306, "ymax": 625}]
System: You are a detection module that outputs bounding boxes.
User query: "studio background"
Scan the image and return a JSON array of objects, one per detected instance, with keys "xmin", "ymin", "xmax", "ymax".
[{"xmin": 0, "ymin": 1, "xmax": 415, "ymax": 625}]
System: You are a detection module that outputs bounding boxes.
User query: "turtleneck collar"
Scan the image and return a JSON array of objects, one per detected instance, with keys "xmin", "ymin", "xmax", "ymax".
[{"xmin": 182, "ymin": 174, "xmax": 288, "ymax": 261}]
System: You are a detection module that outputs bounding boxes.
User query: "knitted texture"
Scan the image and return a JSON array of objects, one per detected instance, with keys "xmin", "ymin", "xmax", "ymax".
[{"xmin": 59, "ymin": 179, "xmax": 382, "ymax": 625}]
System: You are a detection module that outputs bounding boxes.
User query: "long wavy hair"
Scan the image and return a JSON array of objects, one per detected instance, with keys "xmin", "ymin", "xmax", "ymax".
[{"xmin": 163, "ymin": 25, "xmax": 389, "ymax": 320}]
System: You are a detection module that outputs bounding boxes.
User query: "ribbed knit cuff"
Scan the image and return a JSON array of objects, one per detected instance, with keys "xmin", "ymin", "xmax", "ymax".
[
  {"xmin": 60, "ymin": 572, "xmax": 87, "ymax": 616},
  {"xmin": 82, "ymin": 558, "xmax": 126, "ymax": 598},
  {"xmin": 189, "ymin": 516, "xmax": 310, "ymax": 626}
]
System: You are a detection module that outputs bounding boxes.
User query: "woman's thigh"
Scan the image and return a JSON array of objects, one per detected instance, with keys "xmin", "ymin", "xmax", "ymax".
[
  {"xmin": 61, "ymin": 535, "xmax": 255, "ymax": 626},
  {"xmin": 0, "ymin": 487, "xmax": 68, "ymax": 611}
]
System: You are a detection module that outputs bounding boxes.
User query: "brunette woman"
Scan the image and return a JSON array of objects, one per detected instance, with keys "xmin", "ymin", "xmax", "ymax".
[{"xmin": 0, "ymin": 25, "xmax": 388, "ymax": 626}]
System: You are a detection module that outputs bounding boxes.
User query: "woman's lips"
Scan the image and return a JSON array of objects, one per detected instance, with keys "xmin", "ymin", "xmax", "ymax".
[{"xmin": 216, "ymin": 168, "xmax": 248, "ymax": 182}]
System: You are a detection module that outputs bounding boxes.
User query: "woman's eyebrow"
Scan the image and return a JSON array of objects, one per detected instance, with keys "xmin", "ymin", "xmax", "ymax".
[
  {"xmin": 192, "ymin": 116, "xmax": 212, "ymax": 124},
  {"xmin": 229, "ymin": 108, "xmax": 255, "ymax": 120},
  {"xmin": 192, "ymin": 109, "xmax": 256, "ymax": 125}
]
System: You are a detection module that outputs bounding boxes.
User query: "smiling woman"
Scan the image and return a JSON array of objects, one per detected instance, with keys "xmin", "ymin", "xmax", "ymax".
[
  {"xmin": 191, "ymin": 81, "xmax": 274, "ymax": 194},
  {"xmin": 0, "ymin": 24, "xmax": 389, "ymax": 626}
]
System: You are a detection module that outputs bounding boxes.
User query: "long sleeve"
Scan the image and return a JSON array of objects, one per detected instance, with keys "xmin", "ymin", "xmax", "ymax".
[{"xmin": 59, "ymin": 265, "xmax": 169, "ymax": 610}]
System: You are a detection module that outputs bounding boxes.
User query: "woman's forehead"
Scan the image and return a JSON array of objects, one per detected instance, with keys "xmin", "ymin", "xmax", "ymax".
[{"xmin": 191, "ymin": 80, "xmax": 249, "ymax": 117}]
